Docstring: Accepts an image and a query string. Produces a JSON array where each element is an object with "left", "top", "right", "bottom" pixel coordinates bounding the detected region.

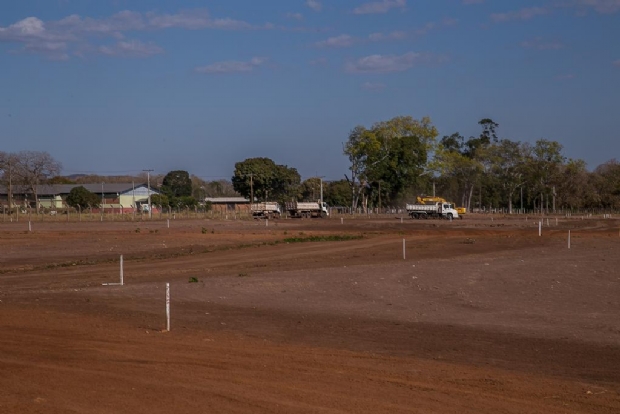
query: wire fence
[{"left": 1, "top": 204, "right": 619, "bottom": 223}]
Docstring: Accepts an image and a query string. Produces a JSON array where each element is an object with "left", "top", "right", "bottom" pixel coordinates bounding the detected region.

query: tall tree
[
  {"left": 14, "top": 151, "right": 62, "bottom": 213},
  {"left": 483, "top": 139, "right": 528, "bottom": 213},
  {"left": 161, "top": 170, "right": 192, "bottom": 198},
  {"left": 524, "top": 139, "right": 565, "bottom": 213},
  {"left": 343, "top": 116, "right": 437, "bottom": 211},
  {"left": 0, "top": 152, "right": 18, "bottom": 211},
  {"left": 232, "top": 157, "right": 301, "bottom": 203}
]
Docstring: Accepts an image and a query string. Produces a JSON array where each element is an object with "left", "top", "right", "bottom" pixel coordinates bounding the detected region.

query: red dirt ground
[{"left": 1, "top": 215, "right": 619, "bottom": 413}]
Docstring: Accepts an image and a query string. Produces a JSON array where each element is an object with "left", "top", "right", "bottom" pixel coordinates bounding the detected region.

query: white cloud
[
  {"left": 315, "top": 34, "right": 355, "bottom": 47},
  {"left": 614, "top": 59, "right": 620, "bottom": 67},
  {"left": 491, "top": 7, "right": 549, "bottom": 22},
  {"left": 346, "top": 51, "right": 443, "bottom": 73},
  {"left": 520, "top": 37, "right": 564, "bottom": 50},
  {"left": 361, "top": 81, "right": 386, "bottom": 91},
  {"left": 98, "top": 39, "right": 163, "bottom": 57},
  {"left": 306, "top": 0, "right": 322, "bottom": 12},
  {"left": 0, "top": 9, "right": 263, "bottom": 59},
  {"left": 368, "top": 30, "right": 406, "bottom": 41},
  {"left": 286, "top": 12, "right": 304, "bottom": 20},
  {"left": 353, "top": 0, "right": 406, "bottom": 15},
  {"left": 574, "top": 0, "right": 620, "bottom": 14},
  {"left": 195, "top": 57, "right": 267, "bottom": 74}
]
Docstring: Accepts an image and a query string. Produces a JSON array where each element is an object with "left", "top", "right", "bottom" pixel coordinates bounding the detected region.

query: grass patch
[
  {"left": 281, "top": 234, "right": 363, "bottom": 243},
  {"left": 188, "top": 277, "right": 199, "bottom": 283}
]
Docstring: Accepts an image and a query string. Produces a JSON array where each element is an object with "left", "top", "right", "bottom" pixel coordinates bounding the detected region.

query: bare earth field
[{"left": 1, "top": 215, "right": 619, "bottom": 413}]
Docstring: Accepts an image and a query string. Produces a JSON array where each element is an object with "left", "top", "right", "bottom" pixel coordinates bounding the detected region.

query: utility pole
[{"left": 143, "top": 169, "right": 154, "bottom": 219}]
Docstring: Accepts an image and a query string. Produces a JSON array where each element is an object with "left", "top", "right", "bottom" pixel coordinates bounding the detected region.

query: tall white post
[
  {"left": 341, "top": 217, "right": 343, "bottom": 224},
  {"left": 165, "top": 283, "right": 170, "bottom": 332},
  {"left": 28, "top": 221, "right": 31, "bottom": 232},
  {"left": 167, "top": 219, "right": 170, "bottom": 228},
  {"left": 120, "top": 255, "right": 124, "bottom": 285},
  {"left": 402, "top": 239, "right": 406, "bottom": 260},
  {"left": 568, "top": 230, "right": 571, "bottom": 249},
  {"left": 538, "top": 221, "right": 542, "bottom": 237}
]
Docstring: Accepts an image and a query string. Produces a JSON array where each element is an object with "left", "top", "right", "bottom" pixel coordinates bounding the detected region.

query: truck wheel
[{"left": 446, "top": 213, "right": 453, "bottom": 220}]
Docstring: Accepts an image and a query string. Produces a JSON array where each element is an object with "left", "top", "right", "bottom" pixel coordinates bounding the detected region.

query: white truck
[
  {"left": 285, "top": 201, "right": 329, "bottom": 218},
  {"left": 406, "top": 202, "right": 459, "bottom": 220},
  {"left": 251, "top": 202, "right": 281, "bottom": 219}
]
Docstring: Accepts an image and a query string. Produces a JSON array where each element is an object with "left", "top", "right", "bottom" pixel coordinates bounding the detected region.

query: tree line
[{"left": 3, "top": 116, "right": 619, "bottom": 213}]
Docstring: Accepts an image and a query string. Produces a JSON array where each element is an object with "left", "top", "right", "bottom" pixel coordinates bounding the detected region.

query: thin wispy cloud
[
  {"left": 195, "top": 57, "right": 268, "bottom": 74},
  {"left": 520, "top": 37, "right": 564, "bottom": 50},
  {"left": 0, "top": 9, "right": 266, "bottom": 59},
  {"left": 491, "top": 7, "right": 549, "bottom": 22},
  {"left": 361, "top": 81, "right": 386, "bottom": 91},
  {"left": 98, "top": 40, "right": 163, "bottom": 57},
  {"left": 369, "top": 18, "right": 456, "bottom": 42},
  {"left": 345, "top": 51, "right": 445, "bottom": 73},
  {"left": 306, "top": 0, "right": 322, "bottom": 12},
  {"left": 353, "top": 0, "right": 406, "bottom": 15},
  {"left": 315, "top": 34, "right": 356, "bottom": 48},
  {"left": 368, "top": 30, "right": 406, "bottom": 41},
  {"left": 573, "top": 0, "right": 620, "bottom": 14},
  {"left": 286, "top": 12, "right": 304, "bottom": 20}
]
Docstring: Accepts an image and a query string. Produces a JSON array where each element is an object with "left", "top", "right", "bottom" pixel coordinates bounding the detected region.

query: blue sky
[{"left": 1, "top": 0, "right": 618, "bottom": 181}]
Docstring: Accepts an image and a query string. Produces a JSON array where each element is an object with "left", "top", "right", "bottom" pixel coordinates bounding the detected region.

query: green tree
[
  {"left": 344, "top": 116, "right": 438, "bottom": 211},
  {"left": 524, "top": 139, "right": 565, "bottom": 213},
  {"left": 324, "top": 179, "right": 352, "bottom": 207},
  {"left": 150, "top": 194, "right": 170, "bottom": 207},
  {"left": 66, "top": 186, "right": 100, "bottom": 209},
  {"left": 300, "top": 178, "right": 322, "bottom": 201},
  {"left": 161, "top": 170, "right": 192, "bottom": 199},
  {"left": 483, "top": 139, "right": 528, "bottom": 213},
  {"left": 593, "top": 159, "right": 620, "bottom": 208},
  {"left": 231, "top": 157, "right": 300, "bottom": 202}
]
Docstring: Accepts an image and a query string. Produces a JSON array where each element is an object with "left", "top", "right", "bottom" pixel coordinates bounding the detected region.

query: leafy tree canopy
[
  {"left": 66, "top": 186, "right": 100, "bottom": 209},
  {"left": 232, "top": 157, "right": 300, "bottom": 202},
  {"left": 161, "top": 170, "right": 192, "bottom": 198}
]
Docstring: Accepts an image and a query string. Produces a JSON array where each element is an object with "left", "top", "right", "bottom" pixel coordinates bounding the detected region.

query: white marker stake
[
  {"left": 547, "top": 218, "right": 549, "bottom": 227},
  {"left": 167, "top": 219, "right": 170, "bottom": 228},
  {"left": 120, "top": 255, "right": 124, "bottom": 285},
  {"left": 556, "top": 218, "right": 558, "bottom": 226},
  {"left": 568, "top": 230, "right": 571, "bottom": 249},
  {"left": 402, "top": 239, "right": 406, "bottom": 260},
  {"left": 266, "top": 219, "right": 268, "bottom": 227},
  {"left": 341, "top": 217, "right": 343, "bottom": 224},
  {"left": 165, "top": 283, "right": 170, "bottom": 332},
  {"left": 538, "top": 221, "right": 542, "bottom": 237},
  {"left": 28, "top": 221, "right": 31, "bottom": 232}
]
